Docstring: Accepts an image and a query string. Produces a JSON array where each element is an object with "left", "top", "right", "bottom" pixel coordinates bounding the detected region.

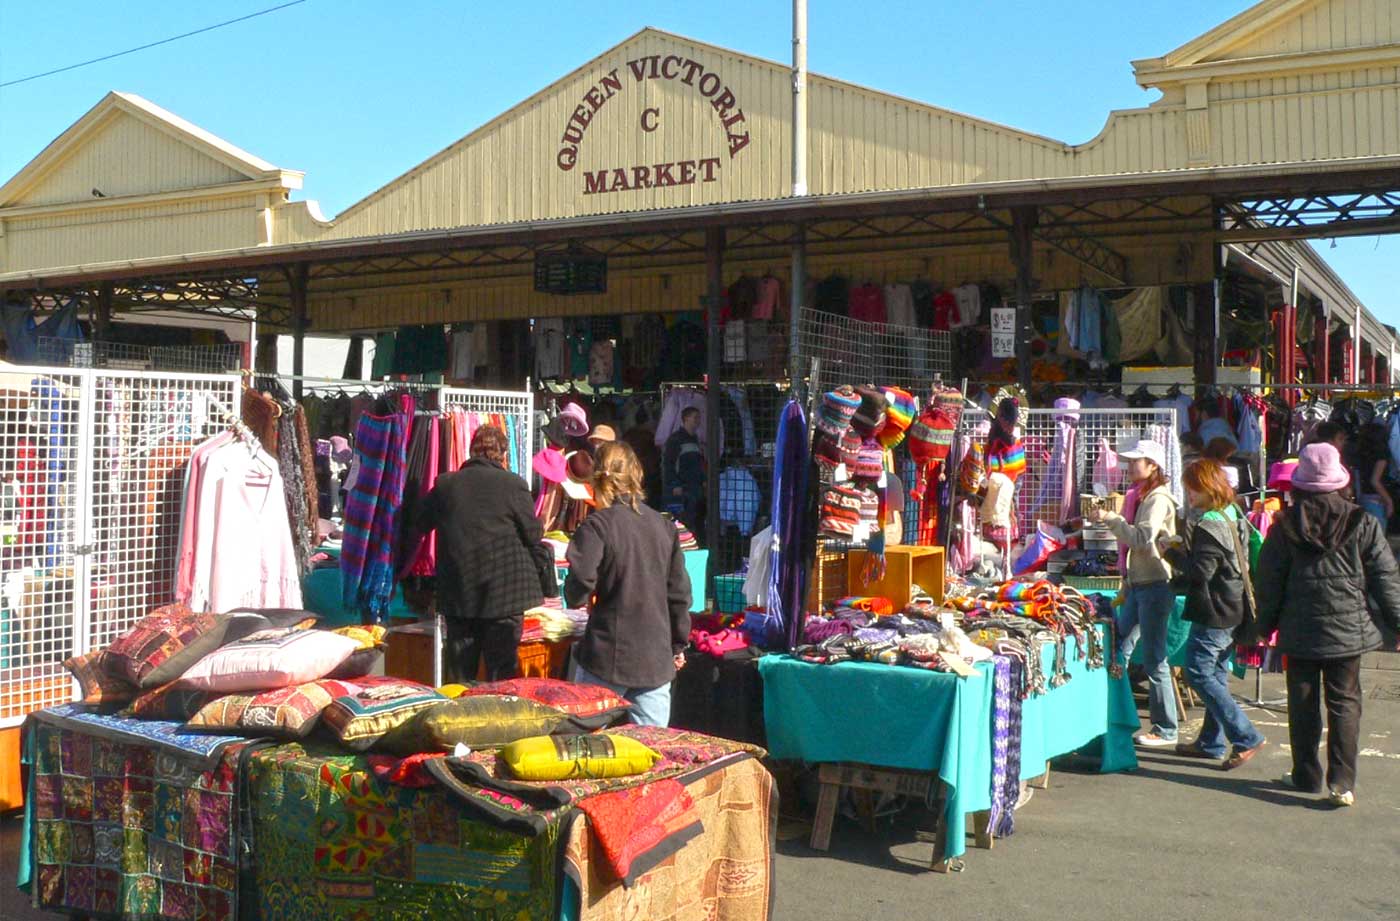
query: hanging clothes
[
  {"left": 396, "top": 414, "right": 441, "bottom": 577},
  {"left": 341, "top": 406, "right": 411, "bottom": 622},
  {"left": 951, "top": 283, "right": 982, "bottom": 329},
  {"left": 768, "top": 401, "right": 810, "bottom": 652},
  {"left": 184, "top": 433, "right": 303, "bottom": 613},
  {"left": 533, "top": 318, "right": 568, "bottom": 381},
  {"left": 1034, "top": 399, "right": 1079, "bottom": 525}
]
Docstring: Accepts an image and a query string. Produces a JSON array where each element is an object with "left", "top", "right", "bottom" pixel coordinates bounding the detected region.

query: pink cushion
[{"left": 177, "top": 627, "right": 359, "bottom": 693}]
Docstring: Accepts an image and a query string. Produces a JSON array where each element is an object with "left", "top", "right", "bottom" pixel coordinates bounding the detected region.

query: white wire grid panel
[
  {"left": 0, "top": 367, "right": 237, "bottom": 728},
  {"left": 954, "top": 406, "right": 1181, "bottom": 529},
  {"left": 439, "top": 386, "right": 534, "bottom": 478},
  {"left": 797, "top": 308, "right": 954, "bottom": 394}
]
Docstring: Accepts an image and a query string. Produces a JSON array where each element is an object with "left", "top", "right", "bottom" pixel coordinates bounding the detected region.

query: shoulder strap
[{"left": 1228, "top": 519, "right": 1257, "bottom": 617}]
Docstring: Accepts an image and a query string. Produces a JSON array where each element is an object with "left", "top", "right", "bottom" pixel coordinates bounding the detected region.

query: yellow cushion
[
  {"left": 332, "top": 625, "right": 388, "bottom": 649},
  {"left": 501, "top": 733, "right": 661, "bottom": 781},
  {"left": 437, "top": 683, "right": 469, "bottom": 699}
]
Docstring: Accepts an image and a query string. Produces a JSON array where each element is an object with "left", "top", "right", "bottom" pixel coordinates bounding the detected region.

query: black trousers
[
  {"left": 1285, "top": 655, "right": 1363, "bottom": 794},
  {"left": 442, "top": 615, "right": 523, "bottom": 683}
]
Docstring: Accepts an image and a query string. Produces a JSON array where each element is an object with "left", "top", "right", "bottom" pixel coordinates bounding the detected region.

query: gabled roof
[
  {"left": 0, "top": 91, "right": 300, "bottom": 208},
  {"left": 1151, "top": 0, "right": 1316, "bottom": 69}
]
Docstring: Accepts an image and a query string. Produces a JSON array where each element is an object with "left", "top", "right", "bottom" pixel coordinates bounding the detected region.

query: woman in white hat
[{"left": 1091, "top": 438, "right": 1180, "bottom": 748}]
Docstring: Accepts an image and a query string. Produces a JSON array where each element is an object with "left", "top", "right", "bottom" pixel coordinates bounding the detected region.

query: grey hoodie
[{"left": 1105, "top": 485, "right": 1178, "bottom": 586}]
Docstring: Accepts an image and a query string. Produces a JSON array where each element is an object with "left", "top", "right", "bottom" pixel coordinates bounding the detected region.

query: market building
[{"left": 5, "top": 3, "right": 1400, "bottom": 912}]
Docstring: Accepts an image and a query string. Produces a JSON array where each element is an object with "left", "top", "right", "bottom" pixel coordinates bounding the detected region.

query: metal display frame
[{"left": 0, "top": 367, "right": 239, "bottom": 728}]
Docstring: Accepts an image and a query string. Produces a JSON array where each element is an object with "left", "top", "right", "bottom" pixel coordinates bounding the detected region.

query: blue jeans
[
  {"left": 1116, "top": 582, "right": 1179, "bottom": 740},
  {"left": 1184, "top": 624, "right": 1265, "bottom": 757},
  {"left": 571, "top": 661, "right": 673, "bottom": 728}
]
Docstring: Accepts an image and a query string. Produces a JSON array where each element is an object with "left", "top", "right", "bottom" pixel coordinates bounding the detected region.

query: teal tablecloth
[
  {"left": 302, "top": 544, "right": 413, "bottom": 627},
  {"left": 758, "top": 624, "right": 1137, "bottom": 861}
]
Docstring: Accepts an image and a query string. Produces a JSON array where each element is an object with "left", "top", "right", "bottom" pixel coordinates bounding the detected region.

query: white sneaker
[
  {"left": 1134, "top": 733, "right": 1177, "bottom": 748},
  {"left": 1328, "top": 789, "right": 1355, "bottom": 807}
]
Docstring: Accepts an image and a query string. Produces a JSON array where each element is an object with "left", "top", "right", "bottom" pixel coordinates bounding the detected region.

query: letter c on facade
[{"left": 641, "top": 108, "right": 660, "bottom": 132}]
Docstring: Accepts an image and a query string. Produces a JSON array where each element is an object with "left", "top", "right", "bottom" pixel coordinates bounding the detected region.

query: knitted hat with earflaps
[
  {"left": 879, "top": 387, "right": 917, "bottom": 448},
  {"left": 813, "top": 432, "right": 843, "bottom": 471},
  {"left": 816, "top": 386, "right": 861, "bottom": 439},
  {"left": 839, "top": 430, "right": 862, "bottom": 471},
  {"left": 850, "top": 386, "right": 888, "bottom": 439}
]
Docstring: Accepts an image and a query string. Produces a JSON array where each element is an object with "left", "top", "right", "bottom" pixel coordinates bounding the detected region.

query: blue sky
[{"left": 1, "top": 0, "right": 1395, "bottom": 323}]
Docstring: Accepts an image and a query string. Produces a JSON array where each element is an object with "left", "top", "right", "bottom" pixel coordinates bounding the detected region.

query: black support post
[
  {"left": 703, "top": 227, "right": 725, "bottom": 601},
  {"left": 289, "top": 264, "right": 309, "bottom": 400},
  {"left": 1010, "top": 206, "right": 1038, "bottom": 392}
]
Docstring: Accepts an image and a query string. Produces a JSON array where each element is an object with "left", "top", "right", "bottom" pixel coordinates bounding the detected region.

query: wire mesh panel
[
  {"left": 952, "top": 406, "right": 1182, "bottom": 531},
  {"left": 0, "top": 368, "right": 238, "bottom": 728},
  {"left": 36, "top": 337, "right": 243, "bottom": 373},
  {"left": 796, "top": 308, "right": 953, "bottom": 397},
  {"left": 709, "top": 382, "right": 788, "bottom": 594},
  {"left": 0, "top": 368, "right": 85, "bottom": 727},
  {"left": 84, "top": 371, "right": 239, "bottom": 655},
  {"left": 438, "top": 386, "right": 534, "bottom": 478}
]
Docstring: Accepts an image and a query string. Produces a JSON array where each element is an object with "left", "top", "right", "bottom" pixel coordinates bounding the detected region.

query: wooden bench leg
[
  {"left": 972, "top": 811, "right": 994, "bottom": 850},
  {"left": 810, "top": 778, "right": 839, "bottom": 851}
]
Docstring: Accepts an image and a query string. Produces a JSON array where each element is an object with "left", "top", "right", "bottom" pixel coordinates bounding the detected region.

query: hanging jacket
[{"left": 1254, "top": 491, "right": 1400, "bottom": 658}]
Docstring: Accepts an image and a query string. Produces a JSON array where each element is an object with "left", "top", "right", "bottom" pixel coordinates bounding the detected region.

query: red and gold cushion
[
  {"left": 185, "top": 678, "right": 363, "bottom": 737},
  {"left": 104, "top": 603, "right": 226, "bottom": 689},
  {"left": 458, "top": 678, "right": 629, "bottom": 728},
  {"left": 62, "top": 649, "right": 136, "bottom": 708}
]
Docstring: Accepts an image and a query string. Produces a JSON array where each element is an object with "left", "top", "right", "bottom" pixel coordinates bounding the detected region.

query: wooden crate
[
  {"left": 846, "top": 546, "right": 946, "bottom": 610},
  {"left": 1, "top": 725, "right": 22, "bottom": 811},
  {"left": 806, "top": 541, "right": 849, "bottom": 611}
]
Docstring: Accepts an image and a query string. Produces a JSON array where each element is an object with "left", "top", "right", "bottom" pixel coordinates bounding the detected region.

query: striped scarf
[{"left": 341, "top": 411, "right": 410, "bottom": 622}]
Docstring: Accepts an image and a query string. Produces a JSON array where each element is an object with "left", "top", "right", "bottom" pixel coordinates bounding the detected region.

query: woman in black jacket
[
  {"left": 1255, "top": 443, "right": 1400, "bottom": 806},
  {"left": 1169, "top": 460, "right": 1266, "bottom": 769},
  {"left": 566, "top": 441, "right": 692, "bottom": 727},
  {"left": 407, "top": 425, "right": 557, "bottom": 682}
]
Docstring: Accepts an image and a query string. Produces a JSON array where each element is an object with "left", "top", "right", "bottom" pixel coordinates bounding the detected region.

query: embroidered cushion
[
  {"left": 124, "top": 682, "right": 212, "bottom": 721},
  {"left": 457, "top": 678, "right": 629, "bottom": 728},
  {"left": 103, "top": 604, "right": 227, "bottom": 689},
  {"left": 377, "top": 695, "right": 573, "bottom": 755},
  {"left": 501, "top": 733, "right": 661, "bottom": 781},
  {"left": 62, "top": 649, "right": 136, "bottom": 708},
  {"left": 321, "top": 677, "right": 446, "bottom": 751},
  {"left": 176, "top": 627, "right": 359, "bottom": 693},
  {"left": 185, "top": 678, "right": 363, "bottom": 737}
]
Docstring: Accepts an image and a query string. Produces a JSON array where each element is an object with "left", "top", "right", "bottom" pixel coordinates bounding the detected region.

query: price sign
[{"left": 990, "top": 306, "right": 1016, "bottom": 358}]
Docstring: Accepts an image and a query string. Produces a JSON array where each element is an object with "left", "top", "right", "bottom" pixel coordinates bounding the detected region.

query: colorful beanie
[
  {"left": 850, "top": 386, "right": 888, "bottom": 439},
  {"left": 839, "top": 430, "right": 863, "bottom": 470},
  {"left": 817, "top": 386, "right": 860, "bottom": 439},
  {"left": 879, "top": 387, "right": 917, "bottom": 448},
  {"left": 813, "top": 432, "right": 843, "bottom": 472},
  {"left": 855, "top": 438, "right": 884, "bottom": 482}
]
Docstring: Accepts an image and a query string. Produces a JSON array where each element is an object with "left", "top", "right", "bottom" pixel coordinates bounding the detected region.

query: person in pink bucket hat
[{"left": 1254, "top": 441, "right": 1400, "bottom": 807}]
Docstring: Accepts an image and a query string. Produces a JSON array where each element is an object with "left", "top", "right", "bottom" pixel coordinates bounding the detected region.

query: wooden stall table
[{"left": 385, "top": 617, "right": 578, "bottom": 685}]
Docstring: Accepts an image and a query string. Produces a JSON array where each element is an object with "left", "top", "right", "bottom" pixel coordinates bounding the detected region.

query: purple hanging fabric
[{"left": 768, "top": 400, "right": 810, "bottom": 651}]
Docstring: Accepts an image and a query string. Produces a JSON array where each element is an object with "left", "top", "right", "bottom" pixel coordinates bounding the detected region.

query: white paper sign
[{"left": 990, "top": 307, "right": 1016, "bottom": 358}]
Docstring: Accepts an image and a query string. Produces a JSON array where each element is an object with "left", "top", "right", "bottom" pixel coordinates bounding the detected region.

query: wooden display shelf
[{"left": 846, "top": 546, "right": 945, "bottom": 609}]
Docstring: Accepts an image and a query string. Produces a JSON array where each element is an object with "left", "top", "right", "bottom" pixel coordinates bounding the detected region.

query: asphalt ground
[{"left": 4, "top": 660, "right": 1398, "bottom": 921}]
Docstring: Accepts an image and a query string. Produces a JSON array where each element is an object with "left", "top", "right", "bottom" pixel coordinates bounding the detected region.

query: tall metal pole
[
  {"left": 792, "top": 0, "right": 808, "bottom": 199},
  {"left": 788, "top": 0, "right": 808, "bottom": 398}
]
